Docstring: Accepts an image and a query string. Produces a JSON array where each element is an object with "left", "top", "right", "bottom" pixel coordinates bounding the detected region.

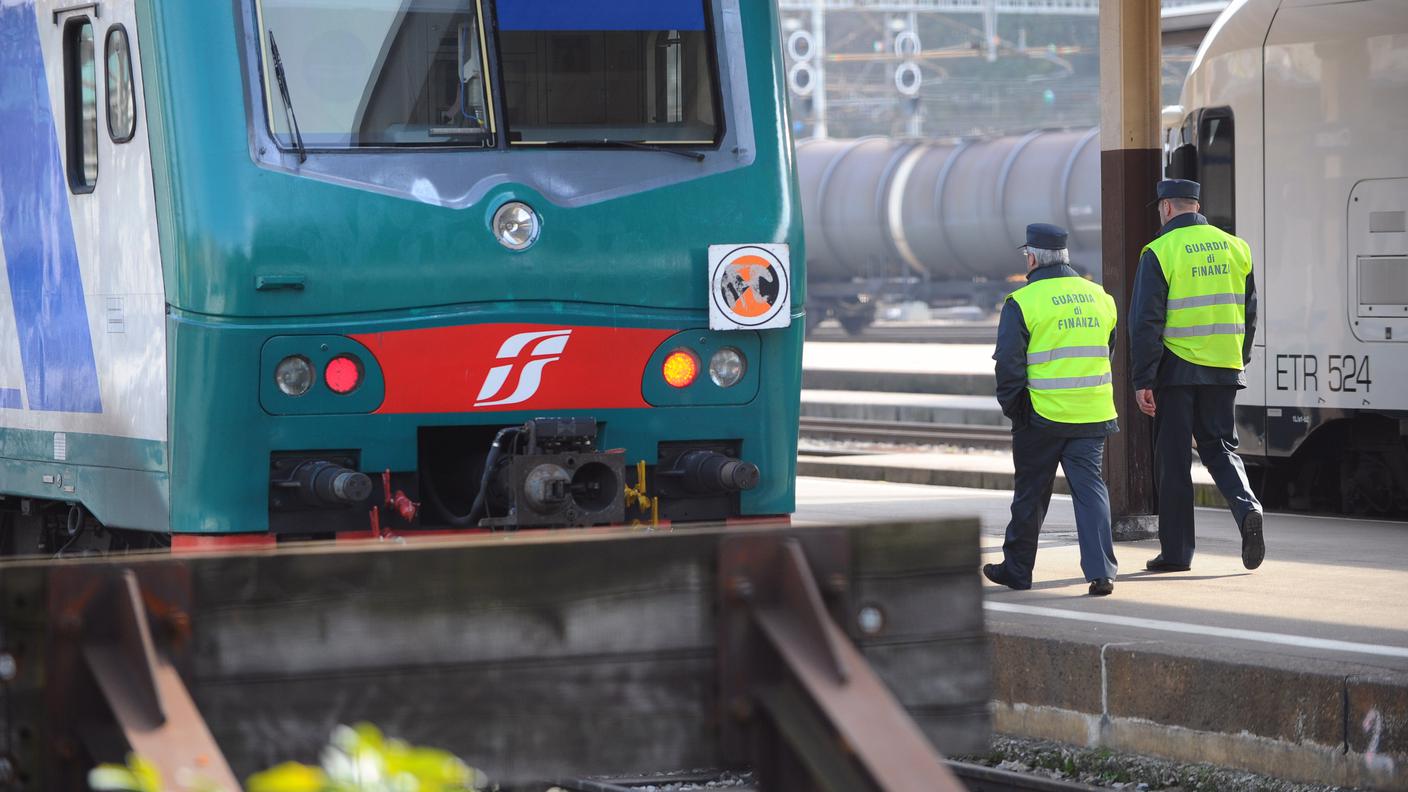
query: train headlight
[
  {"left": 708, "top": 348, "right": 746, "bottom": 388},
  {"left": 493, "top": 201, "right": 541, "bottom": 251},
  {"left": 662, "top": 349, "right": 699, "bottom": 389},
  {"left": 324, "top": 354, "right": 363, "bottom": 395},
  {"left": 275, "top": 355, "right": 315, "bottom": 397}
]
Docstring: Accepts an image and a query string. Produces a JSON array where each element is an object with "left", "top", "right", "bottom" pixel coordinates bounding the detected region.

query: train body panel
[
  {"left": 2, "top": 0, "right": 804, "bottom": 539},
  {"left": 1170, "top": 0, "right": 1408, "bottom": 513},
  {"left": 0, "top": 0, "right": 170, "bottom": 530},
  {"left": 1261, "top": 0, "right": 1408, "bottom": 417},
  {"left": 796, "top": 128, "right": 1103, "bottom": 330},
  {"left": 1178, "top": 0, "right": 1408, "bottom": 433},
  {"left": 143, "top": 0, "right": 793, "bottom": 321},
  {"left": 798, "top": 129, "right": 1103, "bottom": 284}
]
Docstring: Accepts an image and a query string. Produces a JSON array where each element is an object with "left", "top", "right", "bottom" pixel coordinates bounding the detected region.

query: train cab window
[
  {"left": 256, "top": 0, "right": 495, "bottom": 148},
  {"left": 494, "top": 0, "right": 720, "bottom": 146},
  {"left": 105, "top": 26, "right": 136, "bottom": 143},
  {"left": 1198, "top": 108, "right": 1235, "bottom": 233},
  {"left": 63, "top": 18, "right": 99, "bottom": 192}
]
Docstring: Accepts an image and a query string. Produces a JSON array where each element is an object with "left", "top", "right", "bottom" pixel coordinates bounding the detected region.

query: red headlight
[
  {"left": 662, "top": 349, "right": 699, "bottom": 389},
  {"left": 325, "top": 355, "right": 363, "bottom": 394}
]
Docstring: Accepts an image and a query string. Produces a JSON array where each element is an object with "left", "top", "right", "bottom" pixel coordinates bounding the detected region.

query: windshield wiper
[
  {"left": 267, "top": 30, "right": 307, "bottom": 163},
  {"left": 537, "top": 139, "right": 706, "bottom": 162}
]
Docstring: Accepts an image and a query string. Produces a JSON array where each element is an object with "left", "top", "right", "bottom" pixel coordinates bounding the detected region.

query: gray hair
[
  {"left": 1024, "top": 246, "right": 1070, "bottom": 267},
  {"left": 1164, "top": 196, "right": 1200, "bottom": 213}
]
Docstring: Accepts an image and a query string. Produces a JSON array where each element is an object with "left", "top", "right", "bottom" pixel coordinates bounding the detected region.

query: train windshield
[
  {"left": 254, "top": 0, "right": 720, "bottom": 150},
  {"left": 257, "top": 0, "right": 495, "bottom": 148},
  {"left": 494, "top": 1, "right": 719, "bottom": 145}
]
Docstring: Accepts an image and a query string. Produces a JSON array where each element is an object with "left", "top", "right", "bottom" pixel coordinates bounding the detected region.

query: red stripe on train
[{"left": 351, "top": 323, "right": 675, "bottom": 414}]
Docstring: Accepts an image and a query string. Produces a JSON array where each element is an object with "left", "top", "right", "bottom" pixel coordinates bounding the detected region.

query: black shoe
[
  {"left": 1088, "top": 578, "right": 1114, "bottom": 596},
  {"left": 1145, "top": 555, "right": 1191, "bottom": 572},
  {"left": 1240, "top": 510, "right": 1265, "bottom": 570},
  {"left": 982, "top": 563, "right": 1031, "bottom": 591}
]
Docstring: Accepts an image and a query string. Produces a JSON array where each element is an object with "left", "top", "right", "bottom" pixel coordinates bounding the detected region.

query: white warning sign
[{"left": 708, "top": 244, "right": 791, "bottom": 331}]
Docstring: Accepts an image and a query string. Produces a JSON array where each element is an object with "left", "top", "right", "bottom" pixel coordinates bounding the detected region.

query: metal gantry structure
[
  {"left": 776, "top": 0, "right": 1229, "bottom": 138},
  {"left": 775, "top": 0, "right": 1221, "bottom": 13}
]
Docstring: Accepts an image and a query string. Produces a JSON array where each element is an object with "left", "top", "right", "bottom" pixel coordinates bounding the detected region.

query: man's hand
[{"left": 1136, "top": 388, "right": 1157, "bottom": 417}]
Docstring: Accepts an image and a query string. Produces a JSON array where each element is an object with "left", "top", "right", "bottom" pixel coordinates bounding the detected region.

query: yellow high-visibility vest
[
  {"left": 1143, "top": 223, "right": 1252, "bottom": 370},
  {"left": 1008, "top": 275, "right": 1118, "bottom": 424}
]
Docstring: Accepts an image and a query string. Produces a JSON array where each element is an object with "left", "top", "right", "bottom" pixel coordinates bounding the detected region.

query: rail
[
  {"left": 548, "top": 762, "right": 1106, "bottom": 791},
  {"left": 948, "top": 761, "right": 1106, "bottom": 791}
]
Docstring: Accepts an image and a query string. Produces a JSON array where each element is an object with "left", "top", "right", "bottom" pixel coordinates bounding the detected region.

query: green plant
[
  {"left": 88, "top": 723, "right": 487, "bottom": 792},
  {"left": 246, "top": 723, "right": 486, "bottom": 792},
  {"left": 89, "top": 755, "right": 163, "bottom": 792}
]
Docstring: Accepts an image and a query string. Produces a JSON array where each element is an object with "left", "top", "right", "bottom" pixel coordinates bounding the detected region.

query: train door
[
  {"left": 1166, "top": 102, "right": 1268, "bottom": 457},
  {"left": 1169, "top": 7, "right": 1270, "bottom": 456},
  {"left": 37, "top": 0, "right": 168, "bottom": 529}
]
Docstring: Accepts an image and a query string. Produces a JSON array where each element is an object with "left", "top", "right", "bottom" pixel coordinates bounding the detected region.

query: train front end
[{"left": 147, "top": 0, "right": 803, "bottom": 539}]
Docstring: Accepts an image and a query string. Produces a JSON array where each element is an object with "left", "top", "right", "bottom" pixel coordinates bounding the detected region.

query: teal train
[{"left": 0, "top": 0, "right": 804, "bottom": 551}]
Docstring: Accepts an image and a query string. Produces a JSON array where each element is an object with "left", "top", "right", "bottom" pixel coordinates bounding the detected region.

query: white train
[{"left": 1164, "top": 0, "right": 1408, "bottom": 515}]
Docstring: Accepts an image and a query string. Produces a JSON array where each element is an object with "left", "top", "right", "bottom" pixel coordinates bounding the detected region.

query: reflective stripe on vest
[
  {"left": 1143, "top": 223, "right": 1252, "bottom": 370},
  {"left": 1166, "top": 293, "right": 1245, "bottom": 310},
  {"left": 1164, "top": 323, "right": 1245, "bottom": 338},
  {"left": 1025, "top": 345, "right": 1109, "bottom": 365},
  {"left": 1028, "top": 372, "right": 1113, "bottom": 389},
  {"left": 1008, "top": 275, "right": 1118, "bottom": 424}
]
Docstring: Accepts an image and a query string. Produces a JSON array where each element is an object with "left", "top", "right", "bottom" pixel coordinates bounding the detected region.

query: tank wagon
[
  {"left": 1163, "top": 0, "right": 1408, "bottom": 515},
  {"left": 0, "top": 0, "right": 804, "bottom": 552},
  {"left": 797, "top": 128, "right": 1101, "bottom": 332}
]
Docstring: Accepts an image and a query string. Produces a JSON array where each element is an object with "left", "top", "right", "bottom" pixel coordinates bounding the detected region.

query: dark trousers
[
  {"left": 1001, "top": 428, "right": 1118, "bottom": 585},
  {"left": 1153, "top": 385, "right": 1262, "bottom": 565}
]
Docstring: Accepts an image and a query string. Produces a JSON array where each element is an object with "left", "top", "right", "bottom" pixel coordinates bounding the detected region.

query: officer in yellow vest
[
  {"left": 984, "top": 224, "right": 1119, "bottom": 596},
  {"left": 1131, "top": 179, "right": 1265, "bottom": 573}
]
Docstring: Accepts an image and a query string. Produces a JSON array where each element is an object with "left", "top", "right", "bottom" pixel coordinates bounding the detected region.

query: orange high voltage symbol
[{"left": 726, "top": 255, "right": 776, "bottom": 317}]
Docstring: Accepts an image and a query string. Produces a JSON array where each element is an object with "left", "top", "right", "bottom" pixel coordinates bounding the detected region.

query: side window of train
[
  {"left": 106, "top": 25, "right": 136, "bottom": 144},
  {"left": 1166, "top": 112, "right": 1199, "bottom": 181},
  {"left": 63, "top": 18, "right": 99, "bottom": 193},
  {"left": 1198, "top": 108, "right": 1235, "bottom": 234}
]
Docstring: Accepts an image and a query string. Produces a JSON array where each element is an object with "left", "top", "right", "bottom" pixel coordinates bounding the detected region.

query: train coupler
[
  {"left": 270, "top": 455, "right": 373, "bottom": 510},
  {"left": 476, "top": 418, "right": 626, "bottom": 530}
]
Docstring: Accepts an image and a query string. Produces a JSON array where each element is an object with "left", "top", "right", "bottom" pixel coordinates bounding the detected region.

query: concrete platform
[
  {"left": 801, "top": 389, "right": 1008, "bottom": 426},
  {"left": 800, "top": 339, "right": 1229, "bottom": 509},
  {"left": 795, "top": 476, "right": 1408, "bottom": 791},
  {"left": 803, "top": 341, "right": 999, "bottom": 375},
  {"left": 798, "top": 450, "right": 1227, "bottom": 509},
  {"left": 803, "top": 342, "right": 998, "bottom": 396}
]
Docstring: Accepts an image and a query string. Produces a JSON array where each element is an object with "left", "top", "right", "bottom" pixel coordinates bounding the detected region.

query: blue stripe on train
[
  {"left": 0, "top": 388, "right": 21, "bottom": 409},
  {"left": 0, "top": 2, "right": 103, "bottom": 414},
  {"left": 496, "top": 0, "right": 706, "bottom": 32}
]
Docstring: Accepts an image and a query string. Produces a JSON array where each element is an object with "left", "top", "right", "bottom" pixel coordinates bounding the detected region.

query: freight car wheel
[
  {"left": 0, "top": 510, "right": 13, "bottom": 556},
  {"left": 1, "top": 503, "right": 169, "bottom": 557},
  {"left": 0, "top": 509, "right": 46, "bottom": 558},
  {"left": 839, "top": 314, "right": 871, "bottom": 337}
]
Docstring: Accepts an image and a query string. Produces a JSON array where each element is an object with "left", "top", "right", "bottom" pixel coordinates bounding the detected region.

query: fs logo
[{"left": 474, "top": 329, "right": 572, "bottom": 407}]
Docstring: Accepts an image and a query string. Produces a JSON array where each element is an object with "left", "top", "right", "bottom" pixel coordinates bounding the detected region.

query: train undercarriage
[
  {"left": 1249, "top": 412, "right": 1408, "bottom": 519},
  {"left": 0, "top": 417, "right": 765, "bottom": 557}
]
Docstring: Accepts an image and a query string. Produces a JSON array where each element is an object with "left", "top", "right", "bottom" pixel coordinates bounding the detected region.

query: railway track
[
  {"left": 545, "top": 762, "right": 1103, "bottom": 791},
  {"left": 948, "top": 761, "right": 1107, "bottom": 791},
  {"left": 799, "top": 416, "right": 1012, "bottom": 448},
  {"left": 808, "top": 322, "right": 999, "bottom": 345}
]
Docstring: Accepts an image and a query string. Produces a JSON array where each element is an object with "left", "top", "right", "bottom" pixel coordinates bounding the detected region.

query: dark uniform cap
[
  {"left": 1020, "top": 222, "right": 1068, "bottom": 251},
  {"left": 1154, "top": 178, "right": 1200, "bottom": 202}
]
